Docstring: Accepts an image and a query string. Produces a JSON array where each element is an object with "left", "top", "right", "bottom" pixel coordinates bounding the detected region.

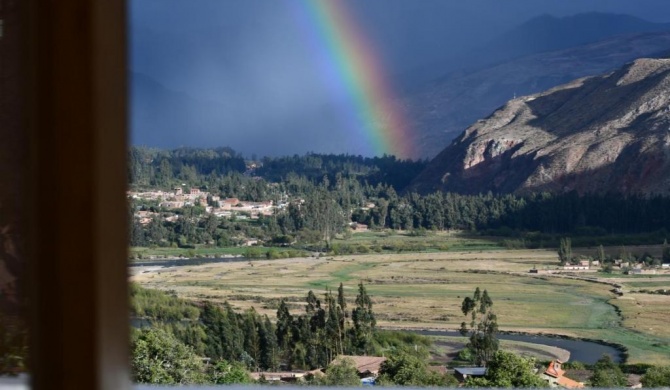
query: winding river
[{"left": 415, "top": 330, "right": 623, "bottom": 364}]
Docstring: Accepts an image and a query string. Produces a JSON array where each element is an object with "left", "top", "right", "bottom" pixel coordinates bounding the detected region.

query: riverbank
[{"left": 406, "top": 329, "right": 624, "bottom": 364}]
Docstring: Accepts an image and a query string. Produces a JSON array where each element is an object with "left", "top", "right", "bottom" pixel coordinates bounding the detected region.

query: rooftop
[
  {"left": 454, "top": 367, "right": 487, "bottom": 376},
  {"left": 332, "top": 355, "right": 387, "bottom": 375}
]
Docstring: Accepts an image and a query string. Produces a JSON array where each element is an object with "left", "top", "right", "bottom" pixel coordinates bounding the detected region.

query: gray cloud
[{"left": 130, "top": 0, "right": 670, "bottom": 157}]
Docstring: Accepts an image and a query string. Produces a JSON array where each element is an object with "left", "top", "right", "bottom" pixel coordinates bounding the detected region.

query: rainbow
[{"left": 289, "top": 0, "right": 415, "bottom": 159}]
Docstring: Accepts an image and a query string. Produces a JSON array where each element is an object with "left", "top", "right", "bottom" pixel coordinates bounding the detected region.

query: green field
[
  {"left": 131, "top": 241, "right": 670, "bottom": 364},
  {"left": 130, "top": 245, "right": 308, "bottom": 260}
]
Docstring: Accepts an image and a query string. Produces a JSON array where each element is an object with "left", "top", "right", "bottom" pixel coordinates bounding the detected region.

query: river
[
  {"left": 415, "top": 330, "right": 623, "bottom": 364},
  {"left": 130, "top": 256, "right": 250, "bottom": 268}
]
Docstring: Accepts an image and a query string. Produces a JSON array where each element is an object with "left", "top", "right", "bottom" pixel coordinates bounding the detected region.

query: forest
[{"left": 129, "top": 147, "right": 670, "bottom": 252}]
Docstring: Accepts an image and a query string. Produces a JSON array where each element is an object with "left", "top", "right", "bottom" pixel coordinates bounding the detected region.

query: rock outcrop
[{"left": 410, "top": 58, "right": 670, "bottom": 196}]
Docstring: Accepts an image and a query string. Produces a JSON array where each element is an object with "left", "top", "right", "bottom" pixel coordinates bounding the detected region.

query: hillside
[
  {"left": 410, "top": 58, "right": 670, "bottom": 195},
  {"left": 407, "top": 31, "right": 670, "bottom": 158}
]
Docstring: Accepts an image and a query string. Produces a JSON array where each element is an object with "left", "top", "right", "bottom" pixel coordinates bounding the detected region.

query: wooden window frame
[{"left": 26, "top": 0, "right": 130, "bottom": 388}]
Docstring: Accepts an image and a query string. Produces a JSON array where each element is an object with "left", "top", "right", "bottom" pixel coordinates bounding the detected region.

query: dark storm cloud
[{"left": 130, "top": 0, "right": 670, "bottom": 157}]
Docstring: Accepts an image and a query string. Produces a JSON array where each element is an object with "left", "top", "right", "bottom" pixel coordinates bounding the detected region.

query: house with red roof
[{"left": 542, "top": 360, "right": 584, "bottom": 389}]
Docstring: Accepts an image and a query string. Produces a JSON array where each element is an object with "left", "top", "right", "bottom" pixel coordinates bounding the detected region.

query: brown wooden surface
[{"left": 27, "top": 0, "right": 130, "bottom": 388}]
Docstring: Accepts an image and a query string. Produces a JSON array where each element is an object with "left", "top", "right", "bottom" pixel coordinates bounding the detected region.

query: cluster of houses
[
  {"left": 129, "top": 187, "right": 283, "bottom": 224},
  {"left": 537, "top": 360, "right": 640, "bottom": 389},
  {"left": 250, "top": 355, "right": 387, "bottom": 385},
  {"left": 247, "top": 356, "right": 644, "bottom": 388},
  {"left": 436, "top": 359, "right": 588, "bottom": 389},
  {"left": 530, "top": 260, "right": 600, "bottom": 275},
  {"left": 530, "top": 258, "right": 670, "bottom": 275}
]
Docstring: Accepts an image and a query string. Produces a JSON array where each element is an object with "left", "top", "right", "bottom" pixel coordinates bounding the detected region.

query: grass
[
  {"left": 625, "top": 281, "right": 670, "bottom": 288},
  {"left": 130, "top": 247, "right": 670, "bottom": 364},
  {"left": 332, "top": 230, "right": 504, "bottom": 253},
  {"left": 129, "top": 245, "right": 306, "bottom": 260}
]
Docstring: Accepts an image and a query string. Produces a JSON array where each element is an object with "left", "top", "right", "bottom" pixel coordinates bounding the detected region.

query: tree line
[
  {"left": 131, "top": 281, "right": 401, "bottom": 384},
  {"left": 132, "top": 187, "right": 670, "bottom": 251},
  {"left": 128, "top": 146, "right": 426, "bottom": 193},
  {"left": 129, "top": 147, "right": 670, "bottom": 251}
]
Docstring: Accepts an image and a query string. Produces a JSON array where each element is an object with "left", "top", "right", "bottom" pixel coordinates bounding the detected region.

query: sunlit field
[{"left": 131, "top": 245, "right": 670, "bottom": 364}]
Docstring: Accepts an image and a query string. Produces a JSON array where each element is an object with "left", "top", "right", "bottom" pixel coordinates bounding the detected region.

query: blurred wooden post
[{"left": 27, "top": 0, "right": 130, "bottom": 388}]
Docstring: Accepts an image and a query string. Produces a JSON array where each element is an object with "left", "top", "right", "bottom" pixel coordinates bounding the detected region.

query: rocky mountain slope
[
  {"left": 409, "top": 58, "right": 670, "bottom": 196},
  {"left": 407, "top": 31, "right": 670, "bottom": 158}
]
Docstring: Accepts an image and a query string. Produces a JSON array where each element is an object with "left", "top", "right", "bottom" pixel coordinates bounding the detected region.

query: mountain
[
  {"left": 475, "top": 13, "right": 670, "bottom": 66},
  {"left": 409, "top": 58, "right": 670, "bottom": 196},
  {"left": 406, "top": 31, "right": 670, "bottom": 158},
  {"left": 403, "top": 13, "right": 670, "bottom": 91}
]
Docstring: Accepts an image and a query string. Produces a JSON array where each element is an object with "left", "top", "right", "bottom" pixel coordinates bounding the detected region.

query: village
[
  {"left": 530, "top": 259, "right": 670, "bottom": 275},
  {"left": 128, "top": 187, "right": 282, "bottom": 223},
  {"left": 244, "top": 355, "right": 644, "bottom": 389}
]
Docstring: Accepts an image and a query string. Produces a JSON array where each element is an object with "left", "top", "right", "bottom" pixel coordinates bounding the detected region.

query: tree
[
  {"left": 207, "top": 360, "right": 251, "bottom": 384},
  {"left": 602, "top": 263, "right": 614, "bottom": 274},
  {"left": 589, "top": 354, "right": 626, "bottom": 388},
  {"left": 663, "top": 240, "right": 670, "bottom": 264},
  {"left": 260, "top": 315, "right": 280, "bottom": 371},
  {"left": 377, "top": 351, "right": 457, "bottom": 386},
  {"left": 558, "top": 237, "right": 572, "bottom": 265},
  {"left": 377, "top": 352, "right": 431, "bottom": 386},
  {"left": 321, "top": 357, "right": 361, "bottom": 386},
  {"left": 324, "top": 290, "right": 342, "bottom": 360},
  {"left": 352, "top": 281, "right": 376, "bottom": 354},
  {"left": 641, "top": 366, "right": 670, "bottom": 387},
  {"left": 336, "top": 282, "right": 348, "bottom": 353},
  {"left": 465, "top": 350, "right": 547, "bottom": 388},
  {"left": 618, "top": 245, "right": 630, "bottom": 262},
  {"left": 460, "top": 287, "right": 498, "bottom": 366},
  {"left": 276, "top": 299, "right": 294, "bottom": 366},
  {"left": 131, "top": 328, "right": 206, "bottom": 385},
  {"left": 303, "top": 185, "right": 346, "bottom": 249},
  {"left": 596, "top": 245, "right": 606, "bottom": 263}
]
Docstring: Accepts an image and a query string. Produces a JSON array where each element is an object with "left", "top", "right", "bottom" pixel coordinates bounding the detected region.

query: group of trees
[
  {"left": 267, "top": 281, "right": 377, "bottom": 370},
  {"left": 589, "top": 355, "right": 627, "bottom": 387},
  {"left": 128, "top": 146, "right": 426, "bottom": 195},
  {"left": 254, "top": 153, "right": 427, "bottom": 191},
  {"left": 128, "top": 147, "right": 247, "bottom": 190},
  {"left": 130, "top": 281, "right": 379, "bottom": 384},
  {"left": 131, "top": 327, "right": 251, "bottom": 385}
]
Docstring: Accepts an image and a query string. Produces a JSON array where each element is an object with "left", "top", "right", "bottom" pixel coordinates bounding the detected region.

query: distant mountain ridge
[
  {"left": 409, "top": 58, "right": 670, "bottom": 196},
  {"left": 478, "top": 12, "right": 670, "bottom": 64},
  {"left": 403, "top": 12, "right": 670, "bottom": 91},
  {"left": 406, "top": 30, "right": 670, "bottom": 158}
]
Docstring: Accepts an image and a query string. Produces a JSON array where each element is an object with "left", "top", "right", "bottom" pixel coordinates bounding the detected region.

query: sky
[{"left": 130, "top": 0, "right": 670, "bottom": 158}]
